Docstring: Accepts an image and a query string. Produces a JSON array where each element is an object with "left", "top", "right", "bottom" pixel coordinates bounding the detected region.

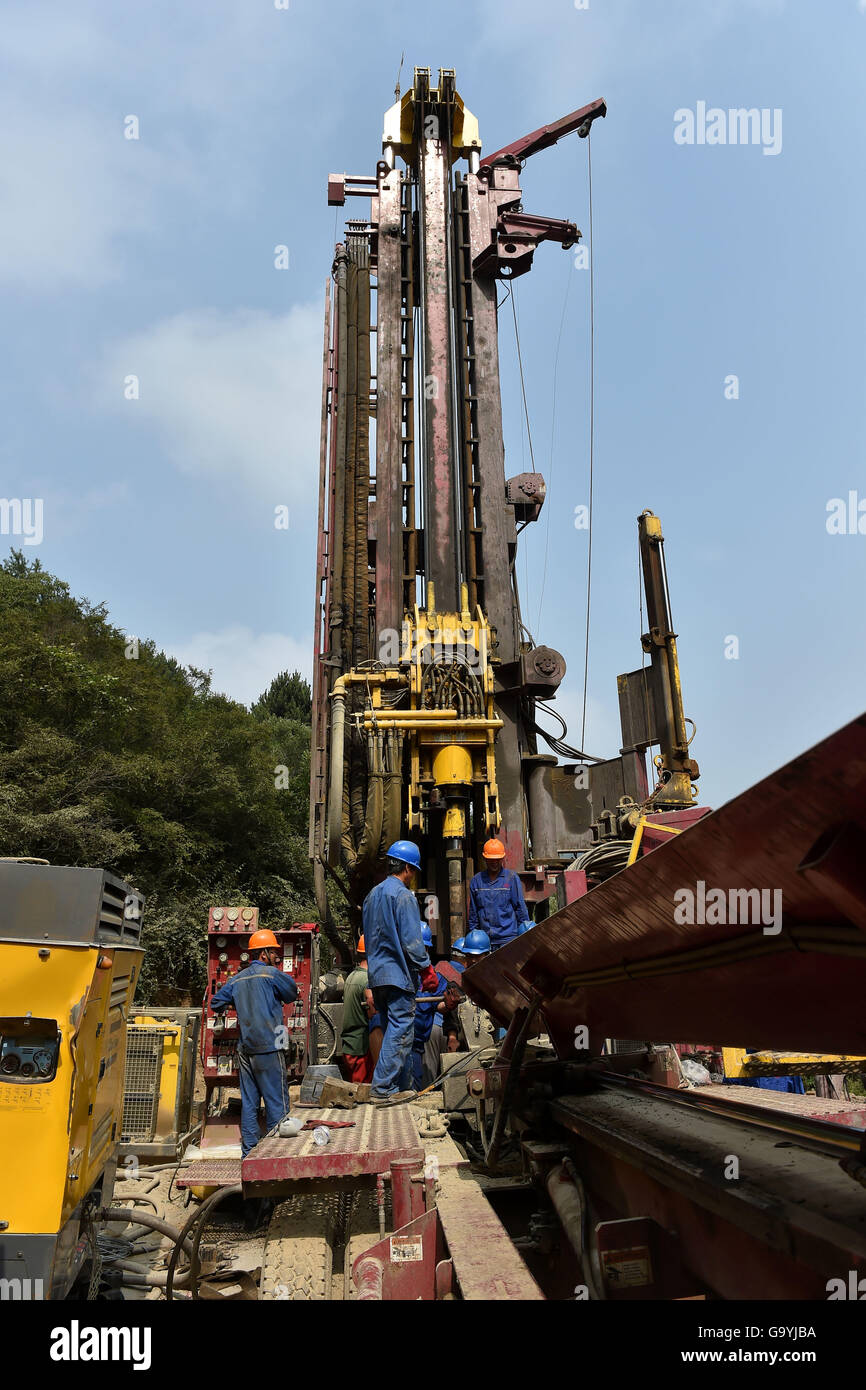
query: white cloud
[
  {"left": 96, "top": 304, "right": 323, "bottom": 502},
  {"left": 165, "top": 624, "right": 311, "bottom": 707}
]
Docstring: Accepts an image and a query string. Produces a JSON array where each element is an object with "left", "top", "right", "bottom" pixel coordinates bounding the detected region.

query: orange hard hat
[
  {"left": 356, "top": 935, "right": 366, "bottom": 954},
  {"left": 482, "top": 838, "right": 506, "bottom": 859},
  {"left": 248, "top": 929, "right": 279, "bottom": 951}
]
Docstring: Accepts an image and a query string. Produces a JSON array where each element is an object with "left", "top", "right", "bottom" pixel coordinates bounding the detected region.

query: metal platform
[
  {"left": 242, "top": 1104, "right": 425, "bottom": 1185},
  {"left": 177, "top": 1158, "right": 242, "bottom": 1189}
]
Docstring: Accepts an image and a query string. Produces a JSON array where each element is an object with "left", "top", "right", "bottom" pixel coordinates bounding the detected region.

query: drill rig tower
[{"left": 310, "top": 69, "right": 607, "bottom": 953}]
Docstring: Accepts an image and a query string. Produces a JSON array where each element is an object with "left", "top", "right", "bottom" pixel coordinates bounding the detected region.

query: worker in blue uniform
[
  {"left": 364, "top": 840, "right": 439, "bottom": 1103},
  {"left": 211, "top": 929, "right": 298, "bottom": 1157},
  {"left": 468, "top": 837, "right": 530, "bottom": 949}
]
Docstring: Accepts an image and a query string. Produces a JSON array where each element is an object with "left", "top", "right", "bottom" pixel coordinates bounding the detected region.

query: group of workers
[
  {"left": 212, "top": 835, "right": 532, "bottom": 1150},
  {"left": 338, "top": 836, "right": 531, "bottom": 1103}
]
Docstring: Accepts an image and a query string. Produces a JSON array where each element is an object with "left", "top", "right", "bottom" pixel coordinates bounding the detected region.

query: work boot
[{"left": 370, "top": 1089, "right": 417, "bottom": 1106}]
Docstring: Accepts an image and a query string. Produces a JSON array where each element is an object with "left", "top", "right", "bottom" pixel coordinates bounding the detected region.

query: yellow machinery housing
[
  {"left": 119, "top": 1009, "right": 200, "bottom": 1162},
  {"left": 0, "top": 861, "right": 144, "bottom": 1300}
]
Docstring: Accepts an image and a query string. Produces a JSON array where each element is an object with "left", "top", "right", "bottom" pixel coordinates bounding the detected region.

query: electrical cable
[{"left": 580, "top": 130, "right": 596, "bottom": 756}]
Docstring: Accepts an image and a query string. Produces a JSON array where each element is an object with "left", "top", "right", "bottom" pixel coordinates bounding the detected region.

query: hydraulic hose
[
  {"left": 165, "top": 1185, "right": 243, "bottom": 1302},
  {"left": 97, "top": 1208, "right": 195, "bottom": 1258}
]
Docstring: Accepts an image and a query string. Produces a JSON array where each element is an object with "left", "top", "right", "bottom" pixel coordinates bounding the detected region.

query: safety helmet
[
  {"left": 421, "top": 925, "right": 433, "bottom": 948},
  {"left": 386, "top": 839, "right": 421, "bottom": 870},
  {"left": 356, "top": 934, "right": 366, "bottom": 954},
  {"left": 482, "top": 838, "right": 506, "bottom": 860},
  {"left": 452, "top": 937, "right": 466, "bottom": 954},
  {"left": 462, "top": 929, "right": 491, "bottom": 956},
  {"left": 248, "top": 929, "right": 279, "bottom": 951}
]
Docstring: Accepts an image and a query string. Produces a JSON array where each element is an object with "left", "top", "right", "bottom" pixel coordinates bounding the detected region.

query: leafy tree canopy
[{"left": 0, "top": 551, "right": 320, "bottom": 1002}]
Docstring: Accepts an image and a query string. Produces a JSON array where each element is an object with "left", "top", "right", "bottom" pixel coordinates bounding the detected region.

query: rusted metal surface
[
  {"left": 464, "top": 714, "right": 866, "bottom": 1057},
  {"left": 241, "top": 1104, "right": 424, "bottom": 1184},
  {"left": 477, "top": 97, "right": 606, "bottom": 177},
  {"left": 419, "top": 122, "right": 459, "bottom": 611},
  {"left": 550, "top": 1087, "right": 866, "bottom": 1299},
  {"left": 434, "top": 1166, "right": 544, "bottom": 1299},
  {"left": 373, "top": 168, "right": 404, "bottom": 637}
]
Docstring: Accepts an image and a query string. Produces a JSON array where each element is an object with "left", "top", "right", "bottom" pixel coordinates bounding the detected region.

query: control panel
[{"left": 200, "top": 907, "right": 320, "bottom": 1086}]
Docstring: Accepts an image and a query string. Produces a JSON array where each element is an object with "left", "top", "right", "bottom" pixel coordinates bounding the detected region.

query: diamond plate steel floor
[{"left": 242, "top": 1104, "right": 425, "bottom": 1184}]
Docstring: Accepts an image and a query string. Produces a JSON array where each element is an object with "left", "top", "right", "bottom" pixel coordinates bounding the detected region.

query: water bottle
[{"left": 312, "top": 1126, "right": 330, "bottom": 1146}]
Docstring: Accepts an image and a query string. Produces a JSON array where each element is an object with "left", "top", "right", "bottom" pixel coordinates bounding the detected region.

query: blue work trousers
[
  {"left": 237, "top": 1048, "right": 290, "bottom": 1157},
  {"left": 371, "top": 985, "right": 415, "bottom": 1096}
]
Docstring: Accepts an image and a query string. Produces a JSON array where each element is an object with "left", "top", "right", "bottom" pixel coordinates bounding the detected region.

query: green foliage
[
  {"left": 0, "top": 551, "right": 319, "bottom": 1003},
  {"left": 251, "top": 669, "right": 312, "bottom": 723}
]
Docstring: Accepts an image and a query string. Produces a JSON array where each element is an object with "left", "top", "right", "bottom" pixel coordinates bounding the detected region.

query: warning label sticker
[
  {"left": 0, "top": 1084, "right": 48, "bottom": 1110},
  {"left": 390, "top": 1235, "right": 423, "bottom": 1263},
  {"left": 600, "top": 1245, "right": 653, "bottom": 1288}
]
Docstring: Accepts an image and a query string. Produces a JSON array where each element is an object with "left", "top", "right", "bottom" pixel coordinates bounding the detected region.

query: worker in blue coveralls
[
  {"left": 364, "top": 841, "right": 439, "bottom": 1104},
  {"left": 411, "top": 927, "right": 465, "bottom": 1089},
  {"left": 211, "top": 929, "right": 298, "bottom": 1157},
  {"left": 468, "top": 837, "right": 530, "bottom": 949}
]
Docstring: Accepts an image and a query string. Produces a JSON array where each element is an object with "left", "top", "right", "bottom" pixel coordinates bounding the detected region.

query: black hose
[
  {"left": 97, "top": 1208, "right": 194, "bottom": 1257},
  {"left": 165, "top": 1185, "right": 243, "bottom": 1302}
]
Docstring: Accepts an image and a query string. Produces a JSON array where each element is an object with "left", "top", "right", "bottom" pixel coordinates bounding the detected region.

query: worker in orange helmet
[
  {"left": 211, "top": 929, "right": 298, "bottom": 1156},
  {"left": 468, "top": 837, "right": 531, "bottom": 951}
]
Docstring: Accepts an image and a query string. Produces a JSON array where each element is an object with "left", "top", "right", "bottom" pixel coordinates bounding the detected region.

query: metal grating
[
  {"left": 242, "top": 1103, "right": 425, "bottom": 1184},
  {"left": 121, "top": 1027, "right": 165, "bottom": 1143}
]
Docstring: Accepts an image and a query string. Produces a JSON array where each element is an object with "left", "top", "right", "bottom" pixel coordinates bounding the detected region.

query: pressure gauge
[
  {"left": 0, "top": 1054, "right": 19, "bottom": 1074},
  {"left": 239, "top": 951, "right": 249, "bottom": 963},
  {"left": 227, "top": 909, "right": 239, "bottom": 922},
  {"left": 218, "top": 952, "right": 228, "bottom": 964},
  {"left": 242, "top": 908, "right": 254, "bottom": 922},
  {"left": 215, "top": 936, "right": 227, "bottom": 948},
  {"left": 212, "top": 909, "right": 224, "bottom": 922}
]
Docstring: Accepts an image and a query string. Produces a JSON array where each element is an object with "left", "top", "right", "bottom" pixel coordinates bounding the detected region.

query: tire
[{"left": 259, "top": 1194, "right": 336, "bottom": 1301}]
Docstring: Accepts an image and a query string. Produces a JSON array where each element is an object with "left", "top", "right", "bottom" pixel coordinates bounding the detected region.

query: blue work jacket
[
  {"left": 364, "top": 875, "right": 431, "bottom": 993},
  {"left": 414, "top": 970, "right": 449, "bottom": 1049},
  {"left": 211, "top": 959, "right": 298, "bottom": 1054},
  {"left": 468, "top": 867, "right": 530, "bottom": 949}
]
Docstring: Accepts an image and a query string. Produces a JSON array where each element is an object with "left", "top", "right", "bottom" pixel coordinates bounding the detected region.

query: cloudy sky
[{"left": 1, "top": 0, "right": 864, "bottom": 807}]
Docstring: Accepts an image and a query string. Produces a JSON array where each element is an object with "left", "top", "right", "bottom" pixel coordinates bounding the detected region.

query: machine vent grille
[{"left": 121, "top": 1028, "right": 166, "bottom": 1143}]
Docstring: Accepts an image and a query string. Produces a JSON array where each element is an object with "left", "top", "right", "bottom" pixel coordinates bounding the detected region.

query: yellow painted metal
[
  {"left": 127, "top": 1014, "right": 185, "bottom": 1142},
  {"left": 443, "top": 807, "right": 466, "bottom": 838},
  {"left": 721, "top": 1046, "right": 866, "bottom": 1078},
  {"left": 0, "top": 941, "right": 142, "bottom": 1235},
  {"left": 626, "top": 815, "right": 684, "bottom": 867},
  {"left": 433, "top": 745, "right": 474, "bottom": 786},
  {"left": 381, "top": 77, "right": 481, "bottom": 163}
]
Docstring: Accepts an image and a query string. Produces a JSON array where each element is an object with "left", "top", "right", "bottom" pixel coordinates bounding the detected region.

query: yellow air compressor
[{"left": 0, "top": 860, "right": 144, "bottom": 1300}]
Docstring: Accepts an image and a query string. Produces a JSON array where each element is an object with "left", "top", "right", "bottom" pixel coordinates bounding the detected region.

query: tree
[
  {"left": 0, "top": 552, "right": 332, "bottom": 1002},
  {"left": 251, "top": 669, "right": 312, "bottom": 723}
]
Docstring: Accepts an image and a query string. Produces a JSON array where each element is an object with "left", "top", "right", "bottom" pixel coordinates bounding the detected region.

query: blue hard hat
[
  {"left": 462, "top": 929, "right": 491, "bottom": 956},
  {"left": 452, "top": 937, "right": 466, "bottom": 954},
  {"left": 386, "top": 840, "right": 421, "bottom": 870},
  {"left": 421, "top": 925, "right": 433, "bottom": 947}
]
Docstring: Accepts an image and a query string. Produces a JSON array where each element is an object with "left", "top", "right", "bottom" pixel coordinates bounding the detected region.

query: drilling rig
[
  {"left": 310, "top": 68, "right": 612, "bottom": 949},
  {"left": 173, "top": 68, "right": 866, "bottom": 1304}
]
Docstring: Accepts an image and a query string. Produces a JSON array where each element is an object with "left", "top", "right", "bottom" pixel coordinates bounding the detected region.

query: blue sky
[{"left": 1, "top": 0, "right": 864, "bottom": 809}]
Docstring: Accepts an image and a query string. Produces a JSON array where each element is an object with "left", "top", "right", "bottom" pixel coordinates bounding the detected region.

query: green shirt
[{"left": 339, "top": 967, "right": 371, "bottom": 1056}]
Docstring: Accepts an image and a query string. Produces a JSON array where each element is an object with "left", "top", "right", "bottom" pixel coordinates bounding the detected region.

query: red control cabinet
[{"left": 200, "top": 907, "right": 320, "bottom": 1146}]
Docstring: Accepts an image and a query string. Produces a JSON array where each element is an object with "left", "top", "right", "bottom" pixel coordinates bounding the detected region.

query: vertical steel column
[
  {"left": 418, "top": 88, "right": 460, "bottom": 613},
  {"left": 375, "top": 170, "right": 406, "bottom": 641}
]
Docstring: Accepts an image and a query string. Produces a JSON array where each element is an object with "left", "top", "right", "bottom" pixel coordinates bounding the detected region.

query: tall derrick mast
[{"left": 310, "top": 69, "right": 607, "bottom": 953}]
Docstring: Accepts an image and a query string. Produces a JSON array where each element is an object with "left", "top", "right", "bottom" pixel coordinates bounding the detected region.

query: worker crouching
[
  {"left": 211, "top": 929, "right": 298, "bottom": 1156},
  {"left": 363, "top": 841, "right": 439, "bottom": 1104}
]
